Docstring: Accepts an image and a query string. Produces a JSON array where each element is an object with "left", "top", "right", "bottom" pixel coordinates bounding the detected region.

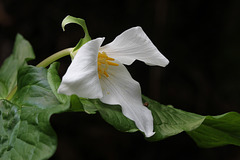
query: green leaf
[
  {"left": 187, "top": 112, "right": 240, "bottom": 148},
  {"left": 77, "top": 98, "right": 137, "bottom": 131},
  {"left": 0, "top": 64, "right": 70, "bottom": 160},
  {"left": 0, "top": 34, "right": 35, "bottom": 99},
  {"left": 142, "top": 96, "right": 205, "bottom": 141},
  {"left": 62, "top": 15, "right": 91, "bottom": 57},
  {"left": 142, "top": 96, "right": 240, "bottom": 147},
  {"left": 91, "top": 95, "right": 240, "bottom": 148},
  {"left": 0, "top": 100, "right": 21, "bottom": 159},
  {"left": 88, "top": 95, "right": 205, "bottom": 137},
  {"left": 69, "top": 95, "right": 84, "bottom": 112},
  {"left": 79, "top": 98, "right": 98, "bottom": 114}
]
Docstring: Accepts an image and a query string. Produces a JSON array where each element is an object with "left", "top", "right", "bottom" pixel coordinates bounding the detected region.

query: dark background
[{"left": 0, "top": 0, "right": 240, "bottom": 159}]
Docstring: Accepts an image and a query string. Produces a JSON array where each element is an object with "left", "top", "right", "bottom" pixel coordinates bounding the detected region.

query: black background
[{"left": 0, "top": 0, "right": 240, "bottom": 159}]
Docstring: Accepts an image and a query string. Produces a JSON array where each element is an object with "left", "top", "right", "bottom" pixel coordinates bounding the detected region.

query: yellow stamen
[
  {"left": 107, "top": 61, "right": 119, "bottom": 66},
  {"left": 107, "top": 57, "right": 114, "bottom": 61},
  {"left": 104, "top": 71, "right": 109, "bottom": 77},
  {"left": 98, "top": 52, "right": 118, "bottom": 79}
]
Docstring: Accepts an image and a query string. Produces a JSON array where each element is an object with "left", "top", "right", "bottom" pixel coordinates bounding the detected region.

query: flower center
[{"left": 98, "top": 52, "right": 118, "bottom": 79}]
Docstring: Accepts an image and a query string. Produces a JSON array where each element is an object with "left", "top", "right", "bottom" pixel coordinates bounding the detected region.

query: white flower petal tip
[
  {"left": 145, "top": 131, "right": 155, "bottom": 138},
  {"left": 122, "top": 104, "right": 155, "bottom": 138},
  {"left": 124, "top": 104, "right": 155, "bottom": 138},
  {"left": 132, "top": 105, "right": 155, "bottom": 138},
  {"left": 160, "top": 57, "right": 169, "bottom": 67},
  {"left": 100, "top": 26, "right": 169, "bottom": 67}
]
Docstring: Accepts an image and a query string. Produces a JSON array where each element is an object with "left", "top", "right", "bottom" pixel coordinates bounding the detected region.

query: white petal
[
  {"left": 58, "top": 38, "right": 105, "bottom": 99},
  {"left": 99, "top": 26, "right": 169, "bottom": 67},
  {"left": 99, "top": 61, "right": 155, "bottom": 137}
]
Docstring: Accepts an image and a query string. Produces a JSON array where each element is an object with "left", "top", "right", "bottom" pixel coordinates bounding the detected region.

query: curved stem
[
  {"left": 6, "top": 47, "right": 73, "bottom": 100},
  {"left": 36, "top": 48, "right": 73, "bottom": 67}
]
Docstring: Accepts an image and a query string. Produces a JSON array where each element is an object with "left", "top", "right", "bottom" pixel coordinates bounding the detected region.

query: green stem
[
  {"left": 6, "top": 47, "right": 73, "bottom": 100},
  {"left": 36, "top": 48, "right": 73, "bottom": 67}
]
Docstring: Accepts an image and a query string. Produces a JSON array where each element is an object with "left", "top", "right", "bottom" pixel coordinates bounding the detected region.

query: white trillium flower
[{"left": 58, "top": 26, "right": 169, "bottom": 137}]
